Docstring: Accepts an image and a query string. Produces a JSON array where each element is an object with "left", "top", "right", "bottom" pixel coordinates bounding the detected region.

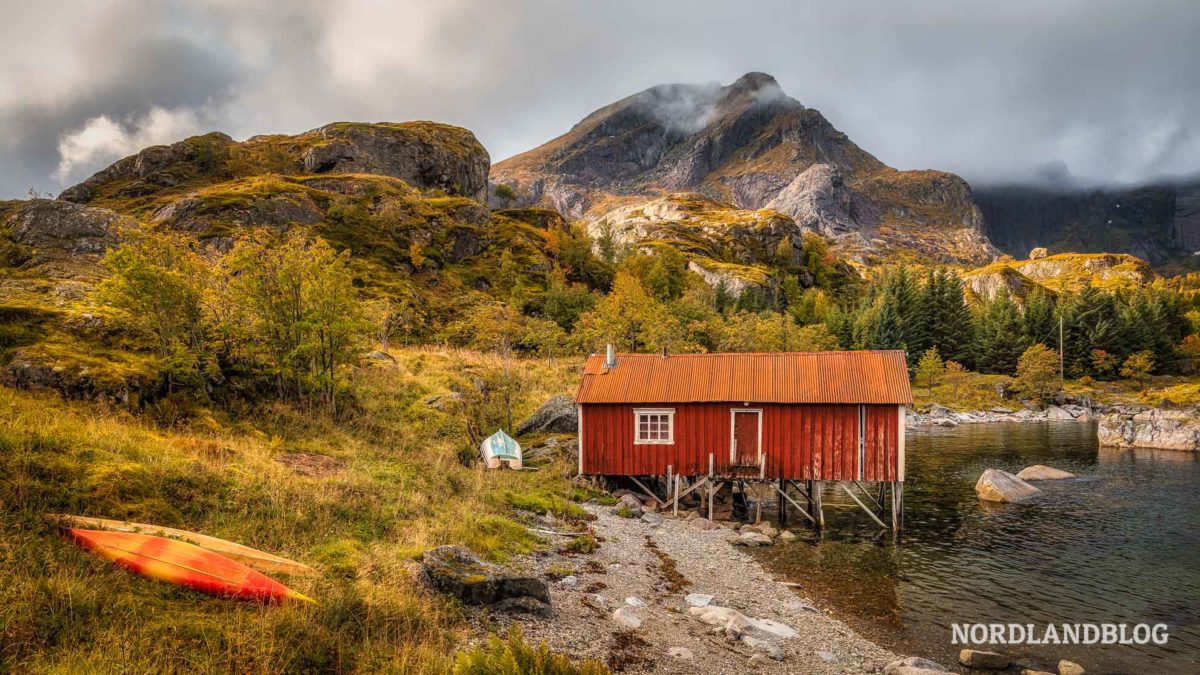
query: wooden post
[
  {"left": 707, "top": 454, "right": 715, "bottom": 521},
  {"left": 877, "top": 483, "right": 887, "bottom": 517},
  {"left": 673, "top": 474, "right": 681, "bottom": 517},
  {"left": 666, "top": 465, "right": 673, "bottom": 504},
  {"left": 813, "top": 481, "right": 824, "bottom": 531},
  {"left": 777, "top": 479, "right": 787, "bottom": 524}
]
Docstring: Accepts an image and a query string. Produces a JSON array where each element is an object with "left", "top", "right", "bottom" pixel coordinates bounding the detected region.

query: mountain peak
[{"left": 729, "top": 71, "right": 778, "bottom": 93}]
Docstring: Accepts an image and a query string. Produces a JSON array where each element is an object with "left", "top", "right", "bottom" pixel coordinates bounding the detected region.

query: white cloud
[{"left": 53, "top": 106, "right": 203, "bottom": 185}]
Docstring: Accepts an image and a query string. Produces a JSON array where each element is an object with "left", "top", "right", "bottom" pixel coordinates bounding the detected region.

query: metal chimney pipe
[{"left": 605, "top": 343, "right": 616, "bottom": 368}]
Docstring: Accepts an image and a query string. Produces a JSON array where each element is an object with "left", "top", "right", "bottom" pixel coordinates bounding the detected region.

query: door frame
[{"left": 729, "top": 408, "right": 763, "bottom": 464}]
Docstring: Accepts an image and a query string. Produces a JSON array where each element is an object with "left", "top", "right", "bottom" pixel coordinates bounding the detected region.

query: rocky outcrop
[
  {"left": 975, "top": 469, "right": 1041, "bottom": 503},
  {"left": 765, "top": 164, "right": 877, "bottom": 237},
  {"left": 1, "top": 199, "right": 130, "bottom": 274},
  {"left": 0, "top": 345, "right": 155, "bottom": 405},
  {"left": 421, "top": 545, "right": 550, "bottom": 614},
  {"left": 1098, "top": 408, "right": 1200, "bottom": 451},
  {"left": 61, "top": 122, "right": 490, "bottom": 205},
  {"left": 299, "top": 122, "right": 490, "bottom": 201},
  {"left": 958, "top": 649, "right": 1009, "bottom": 669},
  {"left": 493, "top": 72, "right": 996, "bottom": 264},
  {"left": 516, "top": 395, "right": 578, "bottom": 435}
]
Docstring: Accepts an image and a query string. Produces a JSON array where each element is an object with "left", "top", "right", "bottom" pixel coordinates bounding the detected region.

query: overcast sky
[{"left": 2, "top": 0, "right": 1198, "bottom": 199}]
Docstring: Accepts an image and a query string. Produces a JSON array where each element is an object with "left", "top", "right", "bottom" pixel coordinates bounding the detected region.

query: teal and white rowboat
[{"left": 480, "top": 429, "right": 522, "bottom": 469}]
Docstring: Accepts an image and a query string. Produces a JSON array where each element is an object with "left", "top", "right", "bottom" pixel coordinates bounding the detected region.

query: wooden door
[{"left": 732, "top": 411, "right": 760, "bottom": 465}]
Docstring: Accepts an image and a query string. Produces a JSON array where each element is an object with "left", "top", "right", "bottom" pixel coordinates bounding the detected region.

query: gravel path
[{"left": 475, "top": 505, "right": 903, "bottom": 673}]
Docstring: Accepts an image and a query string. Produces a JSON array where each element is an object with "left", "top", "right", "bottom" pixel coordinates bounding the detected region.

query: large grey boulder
[
  {"left": 516, "top": 395, "right": 578, "bottom": 435},
  {"left": 765, "top": 163, "right": 878, "bottom": 238},
  {"left": 975, "top": 469, "right": 1041, "bottom": 503},
  {"left": 421, "top": 545, "right": 549, "bottom": 613}
]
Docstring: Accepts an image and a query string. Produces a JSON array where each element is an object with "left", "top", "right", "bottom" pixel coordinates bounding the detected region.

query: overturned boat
[{"left": 480, "top": 429, "right": 522, "bottom": 469}]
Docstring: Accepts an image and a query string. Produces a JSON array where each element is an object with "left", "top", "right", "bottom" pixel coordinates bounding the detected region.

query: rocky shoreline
[
  {"left": 908, "top": 402, "right": 1200, "bottom": 452},
  {"left": 475, "top": 504, "right": 909, "bottom": 674}
]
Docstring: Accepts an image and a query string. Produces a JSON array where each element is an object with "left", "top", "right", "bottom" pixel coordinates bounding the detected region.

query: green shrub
[{"left": 452, "top": 625, "right": 608, "bottom": 675}]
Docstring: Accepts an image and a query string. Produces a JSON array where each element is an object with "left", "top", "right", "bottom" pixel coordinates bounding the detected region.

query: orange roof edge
[{"left": 575, "top": 350, "right": 913, "bottom": 405}]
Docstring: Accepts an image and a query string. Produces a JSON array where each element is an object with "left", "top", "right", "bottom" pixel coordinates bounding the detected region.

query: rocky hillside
[
  {"left": 0, "top": 121, "right": 571, "bottom": 401},
  {"left": 492, "top": 72, "right": 997, "bottom": 265},
  {"left": 961, "top": 251, "right": 1155, "bottom": 301},
  {"left": 975, "top": 179, "right": 1200, "bottom": 270}
]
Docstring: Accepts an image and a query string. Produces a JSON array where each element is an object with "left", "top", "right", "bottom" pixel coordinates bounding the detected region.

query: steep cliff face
[
  {"left": 492, "top": 72, "right": 996, "bottom": 265},
  {"left": 975, "top": 180, "right": 1200, "bottom": 268}
]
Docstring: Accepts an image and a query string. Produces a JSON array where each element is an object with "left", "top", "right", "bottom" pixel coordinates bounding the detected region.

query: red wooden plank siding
[{"left": 582, "top": 403, "right": 899, "bottom": 481}]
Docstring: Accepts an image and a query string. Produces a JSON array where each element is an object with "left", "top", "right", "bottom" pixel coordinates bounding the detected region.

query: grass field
[{"left": 0, "top": 348, "right": 596, "bottom": 674}]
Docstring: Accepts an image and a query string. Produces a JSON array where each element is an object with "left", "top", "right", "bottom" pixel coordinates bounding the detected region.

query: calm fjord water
[{"left": 754, "top": 422, "right": 1200, "bottom": 674}]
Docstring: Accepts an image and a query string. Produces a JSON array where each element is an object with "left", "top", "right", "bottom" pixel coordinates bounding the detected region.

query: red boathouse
[{"left": 575, "top": 349, "right": 913, "bottom": 529}]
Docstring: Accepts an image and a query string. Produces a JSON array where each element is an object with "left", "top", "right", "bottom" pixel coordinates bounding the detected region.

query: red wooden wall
[{"left": 580, "top": 402, "right": 901, "bottom": 481}]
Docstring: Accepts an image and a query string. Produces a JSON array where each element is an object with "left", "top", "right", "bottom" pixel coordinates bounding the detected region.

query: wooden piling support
[
  {"left": 707, "top": 453, "right": 714, "bottom": 521},
  {"left": 777, "top": 479, "right": 787, "bottom": 524},
  {"left": 841, "top": 484, "right": 888, "bottom": 529},
  {"left": 813, "top": 481, "right": 824, "bottom": 531},
  {"left": 673, "top": 474, "right": 680, "bottom": 517}
]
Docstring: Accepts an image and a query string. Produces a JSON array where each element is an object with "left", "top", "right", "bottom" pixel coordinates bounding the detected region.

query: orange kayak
[
  {"left": 69, "top": 529, "right": 313, "bottom": 603},
  {"left": 48, "top": 514, "right": 316, "bottom": 576}
]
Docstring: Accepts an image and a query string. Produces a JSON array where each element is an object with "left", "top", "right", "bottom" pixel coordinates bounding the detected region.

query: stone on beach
[
  {"left": 778, "top": 530, "right": 798, "bottom": 542},
  {"left": 884, "top": 656, "right": 949, "bottom": 674},
  {"left": 734, "top": 531, "right": 774, "bottom": 547},
  {"left": 689, "top": 605, "right": 797, "bottom": 640},
  {"left": 1015, "top": 464, "right": 1076, "bottom": 480},
  {"left": 975, "top": 468, "right": 1041, "bottom": 502},
  {"left": 1057, "top": 660, "right": 1086, "bottom": 675},
  {"left": 958, "top": 648, "right": 1010, "bottom": 669},
  {"left": 684, "top": 592, "right": 715, "bottom": 607},
  {"left": 611, "top": 607, "right": 642, "bottom": 629},
  {"left": 667, "top": 646, "right": 693, "bottom": 659}
]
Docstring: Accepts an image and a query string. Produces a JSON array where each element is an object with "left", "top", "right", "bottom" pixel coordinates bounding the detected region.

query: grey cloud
[{"left": 0, "top": 0, "right": 1198, "bottom": 198}]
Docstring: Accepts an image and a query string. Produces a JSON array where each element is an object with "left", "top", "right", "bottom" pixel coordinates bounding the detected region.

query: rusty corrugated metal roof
[{"left": 575, "top": 351, "right": 913, "bottom": 405}]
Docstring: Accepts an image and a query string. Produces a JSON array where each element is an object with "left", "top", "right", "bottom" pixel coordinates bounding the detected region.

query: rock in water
[
  {"left": 421, "top": 545, "right": 549, "bottom": 613},
  {"left": 1015, "top": 464, "right": 1076, "bottom": 480},
  {"left": 515, "top": 395, "right": 578, "bottom": 435},
  {"left": 958, "top": 649, "right": 1009, "bottom": 669},
  {"left": 1098, "top": 408, "right": 1200, "bottom": 451},
  {"left": 975, "top": 469, "right": 1041, "bottom": 503}
]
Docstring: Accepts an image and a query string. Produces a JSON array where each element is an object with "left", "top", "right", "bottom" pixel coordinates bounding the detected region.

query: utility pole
[{"left": 1059, "top": 316, "right": 1065, "bottom": 384}]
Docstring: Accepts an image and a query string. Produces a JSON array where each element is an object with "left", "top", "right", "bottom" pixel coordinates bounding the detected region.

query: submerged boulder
[
  {"left": 975, "top": 469, "right": 1041, "bottom": 503},
  {"left": 1015, "top": 465, "right": 1076, "bottom": 480},
  {"left": 421, "top": 545, "right": 549, "bottom": 613}
]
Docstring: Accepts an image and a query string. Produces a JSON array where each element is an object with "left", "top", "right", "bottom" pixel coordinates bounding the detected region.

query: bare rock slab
[
  {"left": 975, "top": 468, "right": 1041, "bottom": 503},
  {"left": 1016, "top": 464, "right": 1076, "bottom": 480},
  {"left": 516, "top": 395, "right": 578, "bottom": 435}
]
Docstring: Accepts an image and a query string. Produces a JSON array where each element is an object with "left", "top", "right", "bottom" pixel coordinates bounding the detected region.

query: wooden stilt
[
  {"left": 708, "top": 454, "right": 714, "bottom": 521},
  {"left": 814, "top": 482, "right": 824, "bottom": 531},
  {"left": 673, "top": 474, "right": 680, "bottom": 517},
  {"left": 777, "top": 479, "right": 787, "bottom": 525},
  {"left": 628, "top": 476, "right": 663, "bottom": 507},
  {"left": 775, "top": 482, "right": 815, "bottom": 525},
  {"left": 877, "top": 483, "right": 887, "bottom": 516},
  {"left": 852, "top": 480, "right": 884, "bottom": 512},
  {"left": 841, "top": 484, "right": 888, "bottom": 529},
  {"left": 665, "top": 465, "right": 673, "bottom": 504}
]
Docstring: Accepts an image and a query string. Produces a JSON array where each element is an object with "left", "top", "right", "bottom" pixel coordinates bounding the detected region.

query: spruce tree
[{"left": 973, "top": 288, "right": 1026, "bottom": 375}]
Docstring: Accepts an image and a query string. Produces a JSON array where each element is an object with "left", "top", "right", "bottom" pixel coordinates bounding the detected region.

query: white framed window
[{"left": 634, "top": 408, "right": 674, "bottom": 444}]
